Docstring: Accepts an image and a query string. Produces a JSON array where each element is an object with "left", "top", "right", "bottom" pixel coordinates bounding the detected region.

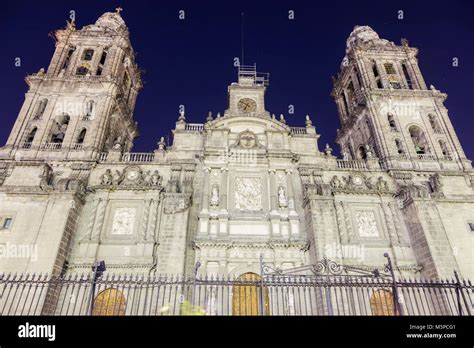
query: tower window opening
[
  {"left": 388, "top": 114, "right": 398, "bottom": 131},
  {"left": 51, "top": 114, "right": 70, "bottom": 144},
  {"left": 372, "top": 63, "right": 379, "bottom": 77},
  {"left": 82, "top": 49, "right": 94, "bottom": 61},
  {"left": 384, "top": 63, "right": 396, "bottom": 75},
  {"left": 409, "top": 125, "right": 430, "bottom": 155},
  {"left": 61, "top": 47, "right": 75, "bottom": 71},
  {"left": 77, "top": 129, "right": 87, "bottom": 144},
  {"left": 100, "top": 50, "right": 108, "bottom": 65},
  {"left": 97, "top": 50, "right": 108, "bottom": 76},
  {"left": 439, "top": 140, "right": 449, "bottom": 156},
  {"left": 395, "top": 139, "right": 405, "bottom": 155},
  {"left": 372, "top": 63, "right": 383, "bottom": 89},
  {"left": 26, "top": 127, "right": 37, "bottom": 144},
  {"left": 402, "top": 63, "right": 413, "bottom": 89},
  {"left": 346, "top": 81, "right": 355, "bottom": 106},
  {"left": 341, "top": 93, "right": 349, "bottom": 115},
  {"left": 85, "top": 100, "right": 95, "bottom": 117},
  {"left": 429, "top": 114, "right": 442, "bottom": 133},
  {"left": 76, "top": 66, "right": 89, "bottom": 76},
  {"left": 34, "top": 99, "right": 48, "bottom": 119},
  {"left": 357, "top": 145, "right": 367, "bottom": 160},
  {"left": 355, "top": 70, "right": 362, "bottom": 88}
]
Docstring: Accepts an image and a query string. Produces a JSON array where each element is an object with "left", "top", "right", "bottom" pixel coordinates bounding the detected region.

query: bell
[{"left": 53, "top": 132, "right": 65, "bottom": 143}]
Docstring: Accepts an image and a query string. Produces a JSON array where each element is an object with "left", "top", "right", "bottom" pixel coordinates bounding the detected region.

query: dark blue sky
[{"left": 1, "top": 0, "right": 473, "bottom": 159}]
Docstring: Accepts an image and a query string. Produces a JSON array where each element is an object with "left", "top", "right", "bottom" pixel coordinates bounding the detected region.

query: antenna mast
[{"left": 241, "top": 12, "right": 245, "bottom": 66}]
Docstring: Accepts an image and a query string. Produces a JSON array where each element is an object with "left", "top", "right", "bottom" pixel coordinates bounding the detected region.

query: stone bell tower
[
  {"left": 0, "top": 9, "right": 143, "bottom": 162},
  {"left": 331, "top": 26, "right": 471, "bottom": 171}
]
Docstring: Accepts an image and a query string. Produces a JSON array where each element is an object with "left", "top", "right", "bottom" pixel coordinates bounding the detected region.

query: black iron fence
[{"left": 1, "top": 258, "right": 472, "bottom": 316}]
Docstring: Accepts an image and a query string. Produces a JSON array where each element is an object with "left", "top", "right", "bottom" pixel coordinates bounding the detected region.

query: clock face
[
  {"left": 237, "top": 98, "right": 257, "bottom": 112},
  {"left": 353, "top": 176, "right": 363, "bottom": 185},
  {"left": 126, "top": 171, "right": 139, "bottom": 181}
]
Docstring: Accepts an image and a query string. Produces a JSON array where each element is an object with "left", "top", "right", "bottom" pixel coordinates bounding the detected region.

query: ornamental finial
[{"left": 115, "top": 7, "right": 123, "bottom": 14}]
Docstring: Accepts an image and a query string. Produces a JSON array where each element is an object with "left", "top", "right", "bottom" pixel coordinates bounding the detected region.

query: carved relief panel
[
  {"left": 111, "top": 208, "right": 136, "bottom": 235},
  {"left": 234, "top": 177, "right": 263, "bottom": 212}
]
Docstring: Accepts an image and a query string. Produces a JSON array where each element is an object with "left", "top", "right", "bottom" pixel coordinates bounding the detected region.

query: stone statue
[
  {"left": 429, "top": 174, "right": 442, "bottom": 194},
  {"left": 376, "top": 176, "right": 389, "bottom": 191},
  {"left": 278, "top": 186, "right": 288, "bottom": 207},
  {"left": 157, "top": 137, "right": 166, "bottom": 150},
  {"left": 324, "top": 143, "right": 333, "bottom": 156},
  {"left": 100, "top": 169, "right": 113, "bottom": 185},
  {"left": 149, "top": 170, "right": 162, "bottom": 186},
  {"left": 330, "top": 175, "right": 342, "bottom": 189},
  {"left": 210, "top": 185, "right": 219, "bottom": 206},
  {"left": 365, "top": 144, "right": 373, "bottom": 158}
]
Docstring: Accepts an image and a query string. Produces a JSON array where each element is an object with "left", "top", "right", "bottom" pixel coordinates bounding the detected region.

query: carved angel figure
[
  {"left": 376, "top": 176, "right": 389, "bottom": 191},
  {"left": 149, "top": 170, "right": 162, "bottom": 186},
  {"left": 330, "top": 175, "right": 342, "bottom": 189},
  {"left": 100, "top": 169, "right": 114, "bottom": 185}
]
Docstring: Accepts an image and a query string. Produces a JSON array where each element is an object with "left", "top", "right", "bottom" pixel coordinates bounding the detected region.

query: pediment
[{"left": 208, "top": 116, "right": 290, "bottom": 134}]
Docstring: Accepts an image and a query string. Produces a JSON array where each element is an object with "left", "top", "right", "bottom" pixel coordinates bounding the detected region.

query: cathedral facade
[{"left": 0, "top": 11, "right": 472, "bottom": 282}]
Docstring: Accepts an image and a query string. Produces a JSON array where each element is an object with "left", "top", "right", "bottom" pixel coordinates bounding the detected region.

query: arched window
[
  {"left": 388, "top": 114, "right": 398, "bottom": 131},
  {"left": 50, "top": 114, "right": 70, "bottom": 143},
  {"left": 77, "top": 129, "right": 87, "bottom": 144},
  {"left": 341, "top": 93, "right": 349, "bottom": 115},
  {"left": 395, "top": 139, "right": 405, "bottom": 155},
  {"left": 402, "top": 63, "right": 413, "bottom": 89},
  {"left": 34, "top": 99, "right": 48, "bottom": 119},
  {"left": 357, "top": 145, "right": 367, "bottom": 160},
  {"left": 439, "top": 140, "right": 450, "bottom": 156},
  {"left": 85, "top": 100, "right": 94, "bottom": 117},
  {"left": 372, "top": 62, "right": 383, "bottom": 89},
  {"left": 92, "top": 288, "right": 126, "bottom": 316},
  {"left": 61, "top": 46, "right": 76, "bottom": 71},
  {"left": 428, "top": 114, "right": 442, "bottom": 133},
  {"left": 370, "top": 289, "right": 399, "bottom": 316},
  {"left": 232, "top": 273, "right": 269, "bottom": 316},
  {"left": 26, "top": 127, "right": 37, "bottom": 143},
  {"left": 409, "top": 125, "right": 430, "bottom": 154}
]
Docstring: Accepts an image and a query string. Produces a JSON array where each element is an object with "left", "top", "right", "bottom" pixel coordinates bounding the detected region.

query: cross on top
[{"left": 115, "top": 7, "right": 123, "bottom": 14}]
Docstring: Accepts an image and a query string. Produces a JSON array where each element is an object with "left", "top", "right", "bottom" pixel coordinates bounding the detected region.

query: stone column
[
  {"left": 220, "top": 167, "right": 229, "bottom": 211},
  {"left": 286, "top": 169, "right": 300, "bottom": 237},
  {"left": 201, "top": 167, "right": 211, "bottom": 212},
  {"left": 268, "top": 169, "right": 278, "bottom": 213},
  {"left": 286, "top": 169, "right": 296, "bottom": 215}
]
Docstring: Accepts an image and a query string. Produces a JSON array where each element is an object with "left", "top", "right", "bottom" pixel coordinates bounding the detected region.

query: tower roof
[
  {"left": 95, "top": 8, "right": 126, "bottom": 31},
  {"left": 345, "top": 25, "right": 383, "bottom": 54}
]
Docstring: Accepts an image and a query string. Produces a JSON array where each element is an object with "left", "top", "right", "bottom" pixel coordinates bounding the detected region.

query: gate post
[
  {"left": 88, "top": 260, "right": 106, "bottom": 315},
  {"left": 384, "top": 253, "right": 401, "bottom": 316},
  {"left": 259, "top": 254, "right": 265, "bottom": 316}
]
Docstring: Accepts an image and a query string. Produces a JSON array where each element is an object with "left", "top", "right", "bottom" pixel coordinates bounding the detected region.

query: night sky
[{"left": 1, "top": 0, "right": 473, "bottom": 159}]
